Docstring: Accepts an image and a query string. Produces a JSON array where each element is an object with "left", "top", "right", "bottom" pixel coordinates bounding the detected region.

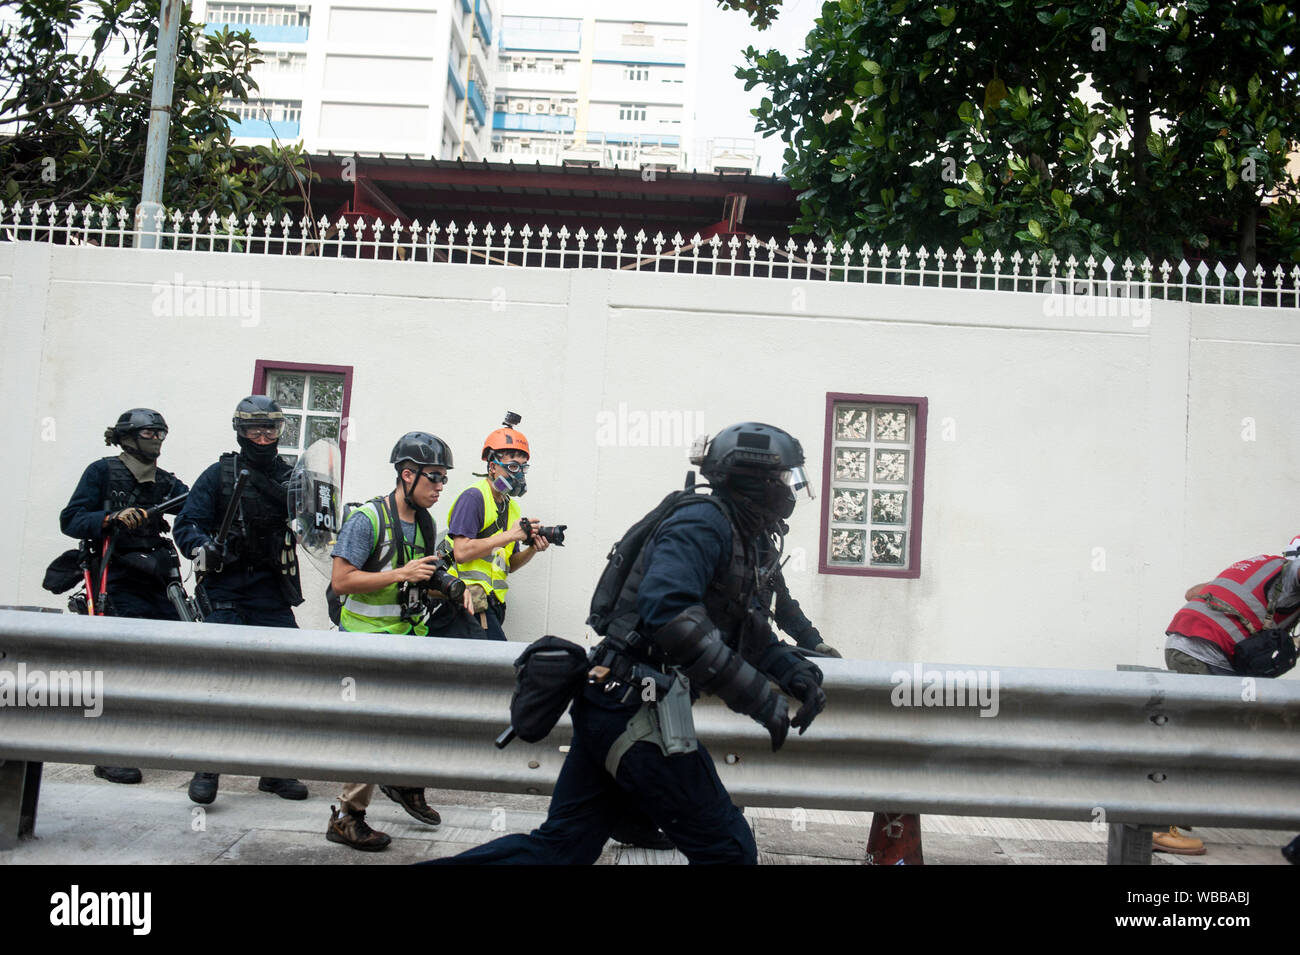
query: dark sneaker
[
  {"left": 611, "top": 819, "right": 676, "bottom": 850},
  {"left": 94, "top": 766, "right": 142, "bottom": 785},
  {"left": 188, "top": 772, "right": 219, "bottom": 805},
  {"left": 380, "top": 785, "right": 442, "bottom": 826},
  {"left": 258, "top": 777, "right": 309, "bottom": 800},
  {"left": 326, "top": 805, "right": 391, "bottom": 851},
  {"left": 1283, "top": 834, "right": 1299, "bottom": 865}
]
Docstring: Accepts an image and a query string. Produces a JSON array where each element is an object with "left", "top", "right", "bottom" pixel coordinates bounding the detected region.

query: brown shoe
[
  {"left": 326, "top": 805, "right": 392, "bottom": 852},
  {"left": 1153, "top": 826, "right": 1206, "bottom": 855},
  {"left": 380, "top": 785, "right": 442, "bottom": 826}
]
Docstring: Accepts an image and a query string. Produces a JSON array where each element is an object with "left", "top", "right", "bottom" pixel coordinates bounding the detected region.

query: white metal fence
[{"left": 3, "top": 200, "right": 1298, "bottom": 307}]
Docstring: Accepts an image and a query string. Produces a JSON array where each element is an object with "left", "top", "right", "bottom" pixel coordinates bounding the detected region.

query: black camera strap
[{"left": 385, "top": 490, "right": 438, "bottom": 568}]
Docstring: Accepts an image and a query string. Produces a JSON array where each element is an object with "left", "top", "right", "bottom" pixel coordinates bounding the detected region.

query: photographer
[
  {"left": 444, "top": 413, "right": 555, "bottom": 641},
  {"left": 325, "top": 431, "right": 468, "bottom": 851}
]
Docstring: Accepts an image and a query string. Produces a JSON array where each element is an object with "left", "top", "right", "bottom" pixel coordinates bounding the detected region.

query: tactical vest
[
  {"left": 339, "top": 497, "right": 432, "bottom": 635},
  {"left": 608, "top": 496, "right": 757, "bottom": 668},
  {"left": 445, "top": 477, "right": 520, "bottom": 605},
  {"left": 101, "top": 457, "right": 177, "bottom": 552},
  {"left": 1167, "top": 555, "right": 1293, "bottom": 657},
  {"left": 216, "top": 452, "right": 302, "bottom": 601}
]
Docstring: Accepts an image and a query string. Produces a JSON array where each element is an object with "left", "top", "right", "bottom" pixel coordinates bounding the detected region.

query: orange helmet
[{"left": 482, "top": 426, "right": 530, "bottom": 461}]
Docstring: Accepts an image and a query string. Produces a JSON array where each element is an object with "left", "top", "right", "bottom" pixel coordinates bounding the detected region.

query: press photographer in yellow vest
[{"left": 444, "top": 415, "right": 553, "bottom": 641}]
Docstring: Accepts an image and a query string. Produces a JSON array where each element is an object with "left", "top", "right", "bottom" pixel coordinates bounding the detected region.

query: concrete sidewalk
[{"left": 2, "top": 763, "right": 1291, "bottom": 865}]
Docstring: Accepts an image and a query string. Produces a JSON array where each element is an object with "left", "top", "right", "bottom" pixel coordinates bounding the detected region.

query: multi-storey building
[
  {"left": 195, "top": 0, "right": 496, "bottom": 160},
  {"left": 491, "top": 0, "right": 703, "bottom": 171}
]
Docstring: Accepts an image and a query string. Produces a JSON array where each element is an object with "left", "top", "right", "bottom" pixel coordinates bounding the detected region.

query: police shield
[{"left": 288, "top": 438, "right": 343, "bottom": 576}]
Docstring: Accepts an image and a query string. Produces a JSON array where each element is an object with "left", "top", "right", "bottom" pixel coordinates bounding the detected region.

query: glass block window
[
  {"left": 821, "top": 394, "right": 927, "bottom": 578},
  {"left": 253, "top": 362, "right": 353, "bottom": 475}
]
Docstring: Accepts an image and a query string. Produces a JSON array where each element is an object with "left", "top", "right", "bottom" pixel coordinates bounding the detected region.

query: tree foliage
[
  {"left": 735, "top": 0, "right": 1300, "bottom": 266},
  {"left": 0, "top": 0, "right": 317, "bottom": 221}
]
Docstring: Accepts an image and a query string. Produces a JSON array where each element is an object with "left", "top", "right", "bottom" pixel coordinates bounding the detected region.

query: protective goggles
[
  {"left": 240, "top": 421, "right": 285, "bottom": 439},
  {"left": 418, "top": 469, "right": 450, "bottom": 486},
  {"left": 135, "top": 428, "right": 167, "bottom": 440},
  {"left": 779, "top": 466, "right": 815, "bottom": 501},
  {"left": 491, "top": 455, "right": 530, "bottom": 475}
]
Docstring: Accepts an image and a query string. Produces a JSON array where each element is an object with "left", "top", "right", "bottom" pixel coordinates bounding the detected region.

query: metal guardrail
[{"left": 2, "top": 610, "right": 1300, "bottom": 845}]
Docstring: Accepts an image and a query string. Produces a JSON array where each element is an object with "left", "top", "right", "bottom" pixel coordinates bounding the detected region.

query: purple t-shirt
[{"left": 448, "top": 487, "right": 488, "bottom": 539}]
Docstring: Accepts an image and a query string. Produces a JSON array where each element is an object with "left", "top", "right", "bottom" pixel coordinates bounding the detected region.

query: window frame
[
  {"left": 252, "top": 360, "right": 354, "bottom": 483},
  {"left": 817, "top": 391, "right": 928, "bottom": 579}
]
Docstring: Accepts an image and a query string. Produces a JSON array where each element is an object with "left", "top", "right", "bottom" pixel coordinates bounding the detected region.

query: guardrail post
[
  {"left": 1106, "top": 822, "right": 1156, "bottom": 865},
  {"left": 0, "top": 759, "right": 42, "bottom": 849}
]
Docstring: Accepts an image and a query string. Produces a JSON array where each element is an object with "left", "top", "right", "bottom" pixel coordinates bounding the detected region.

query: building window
[
  {"left": 253, "top": 361, "right": 354, "bottom": 474},
  {"left": 223, "top": 98, "right": 302, "bottom": 123},
  {"left": 205, "top": 2, "right": 310, "bottom": 27},
  {"left": 624, "top": 65, "right": 649, "bottom": 81},
  {"left": 819, "top": 393, "right": 927, "bottom": 578},
  {"left": 618, "top": 104, "right": 647, "bottom": 122}
]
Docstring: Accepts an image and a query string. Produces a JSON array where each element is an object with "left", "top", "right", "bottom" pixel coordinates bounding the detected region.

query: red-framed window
[
  {"left": 252, "top": 360, "right": 354, "bottom": 480},
  {"left": 818, "top": 392, "right": 927, "bottom": 579}
]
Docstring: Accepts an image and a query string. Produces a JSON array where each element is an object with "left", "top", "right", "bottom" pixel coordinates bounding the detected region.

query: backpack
[
  {"left": 327, "top": 496, "right": 437, "bottom": 626},
  {"left": 586, "top": 473, "right": 730, "bottom": 640}
]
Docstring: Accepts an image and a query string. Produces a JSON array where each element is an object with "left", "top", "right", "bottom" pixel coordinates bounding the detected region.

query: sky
[{"left": 692, "top": 0, "right": 821, "bottom": 175}]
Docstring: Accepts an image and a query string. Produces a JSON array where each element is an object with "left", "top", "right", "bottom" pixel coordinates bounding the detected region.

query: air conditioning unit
[
  {"left": 276, "top": 50, "right": 294, "bottom": 61},
  {"left": 295, "top": 4, "right": 310, "bottom": 12},
  {"left": 632, "top": 22, "right": 646, "bottom": 33},
  {"left": 525, "top": 57, "right": 536, "bottom": 67},
  {"left": 512, "top": 100, "right": 527, "bottom": 112},
  {"left": 533, "top": 101, "right": 548, "bottom": 113},
  {"left": 520, "top": 137, "right": 531, "bottom": 147}
]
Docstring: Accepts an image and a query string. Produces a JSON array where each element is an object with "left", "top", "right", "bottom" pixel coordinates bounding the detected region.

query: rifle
[
  {"left": 91, "top": 491, "right": 193, "bottom": 617},
  {"left": 192, "top": 469, "right": 249, "bottom": 620}
]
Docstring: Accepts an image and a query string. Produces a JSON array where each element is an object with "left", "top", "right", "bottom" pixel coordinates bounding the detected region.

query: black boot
[
  {"left": 94, "top": 766, "right": 142, "bottom": 784},
  {"left": 188, "top": 772, "right": 219, "bottom": 805}
]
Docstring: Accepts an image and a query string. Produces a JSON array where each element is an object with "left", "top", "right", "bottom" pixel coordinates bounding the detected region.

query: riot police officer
[
  {"left": 59, "top": 408, "right": 190, "bottom": 785},
  {"left": 431, "top": 422, "right": 827, "bottom": 865},
  {"left": 173, "top": 395, "right": 308, "bottom": 806}
]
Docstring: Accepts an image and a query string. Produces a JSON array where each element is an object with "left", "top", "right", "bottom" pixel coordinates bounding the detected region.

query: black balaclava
[
  {"left": 237, "top": 432, "right": 281, "bottom": 471},
  {"left": 725, "top": 472, "right": 796, "bottom": 528}
]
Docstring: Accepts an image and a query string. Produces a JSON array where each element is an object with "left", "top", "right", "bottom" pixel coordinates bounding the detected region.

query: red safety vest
[{"left": 1166, "top": 555, "right": 1290, "bottom": 659}]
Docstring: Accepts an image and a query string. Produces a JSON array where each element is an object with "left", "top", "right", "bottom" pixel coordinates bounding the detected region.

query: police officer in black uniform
[
  {"left": 60, "top": 409, "right": 190, "bottom": 785},
  {"left": 173, "top": 395, "right": 308, "bottom": 806},
  {"left": 432, "top": 422, "right": 827, "bottom": 865}
]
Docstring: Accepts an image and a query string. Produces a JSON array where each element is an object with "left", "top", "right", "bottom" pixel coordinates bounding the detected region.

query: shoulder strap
[{"left": 414, "top": 507, "right": 438, "bottom": 559}]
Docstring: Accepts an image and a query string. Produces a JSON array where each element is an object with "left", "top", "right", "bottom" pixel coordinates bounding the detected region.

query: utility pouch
[{"left": 1233, "top": 627, "right": 1299, "bottom": 677}]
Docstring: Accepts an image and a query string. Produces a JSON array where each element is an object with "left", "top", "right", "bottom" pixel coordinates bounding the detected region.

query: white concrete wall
[{"left": 3, "top": 241, "right": 1298, "bottom": 676}]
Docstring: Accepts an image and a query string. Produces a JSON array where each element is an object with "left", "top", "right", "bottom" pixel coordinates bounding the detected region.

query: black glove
[
  {"left": 788, "top": 672, "right": 826, "bottom": 735},
  {"left": 194, "top": 539, "right": 225, "bottom": 574},
  {"left": 754, "top": 693, "right": 790, "bottom": 752},
  {"left": 109, "top": 507, "right": 148, "bottom": 530}
]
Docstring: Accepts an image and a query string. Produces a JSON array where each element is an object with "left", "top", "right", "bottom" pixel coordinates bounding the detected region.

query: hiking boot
[
  {"left": 326, "top": 805, "right": 391, "bottom": 851},
  {"left": 1153, "top": 826, "right": 1205, "bottom": 856},
  {"left": 380, "top": 785, "right": 441, "bottom": 826},
  {"left": 610, "top": 819, "right": 676, "bottom": 850},
  {"left": 188, "top": 772, "right": 219, "bottom": 805},
  {"left": 258, "top": 777, "right": 308, "bottom": 800},
  {"left": 94, "top": 766, "right": 142, "bottom": 785}
]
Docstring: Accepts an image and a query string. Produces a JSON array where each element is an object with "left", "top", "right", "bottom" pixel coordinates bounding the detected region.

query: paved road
[{"left": 2, "top": 763, "right": 1291, "bottom": 865}]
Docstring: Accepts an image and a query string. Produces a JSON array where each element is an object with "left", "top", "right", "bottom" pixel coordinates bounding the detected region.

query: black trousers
[{"left": 427, "top": 685, "right": 757, "bottom": 865}]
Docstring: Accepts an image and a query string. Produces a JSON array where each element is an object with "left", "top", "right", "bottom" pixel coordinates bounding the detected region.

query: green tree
[
  {"left": 0, "top": 0, "right": 316, "bottom": 223},
  {"left": 734, "top": 0, "right": 1300, "bottom": 267}
]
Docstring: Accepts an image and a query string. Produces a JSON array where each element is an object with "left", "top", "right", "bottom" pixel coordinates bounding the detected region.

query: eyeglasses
[
  {"left": 419, "top": 470, "right": 450, "bottom": 485},
  {"left": 136, "top": 428, "right": 167, "bottom": 440},
  {"left": 492, "top": 456, "right": 529, "bottom": 474}
]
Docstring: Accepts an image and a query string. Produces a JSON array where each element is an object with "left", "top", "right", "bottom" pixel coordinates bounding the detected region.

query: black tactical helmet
[
  {"left": 693, "top": 422, "right": 805, "bottom": 478},
  {"left": 231, "top": 395, "right": 287, "bottom": 436},
  {"left": 391, "top": 432, "right": 454, "bottom": 471},
  {"left": 109, "top": 408, "right": 168, "bottom": 440}
]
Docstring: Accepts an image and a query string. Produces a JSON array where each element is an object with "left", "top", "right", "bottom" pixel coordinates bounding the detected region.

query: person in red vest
[{"left": 1155, "top": 537, "right": 1300, "bottom": 855}]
